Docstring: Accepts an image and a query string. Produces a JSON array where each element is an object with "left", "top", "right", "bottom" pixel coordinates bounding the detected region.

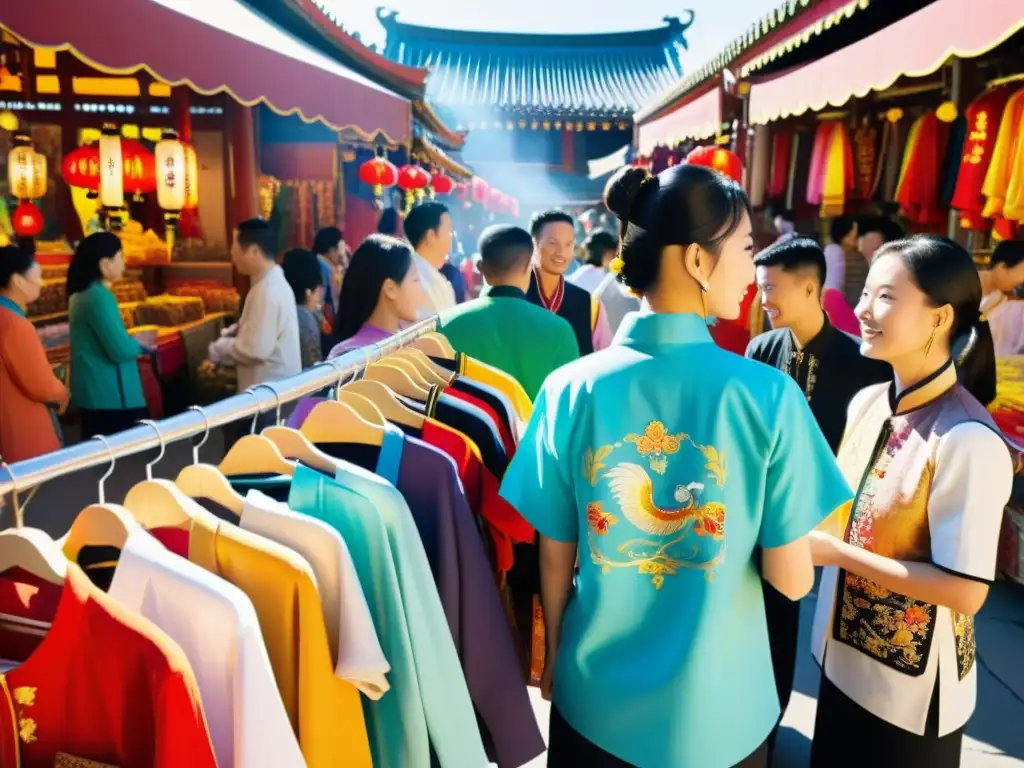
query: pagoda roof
[{"left": 378, "top": 8, "right": 693, "bottom": 119}]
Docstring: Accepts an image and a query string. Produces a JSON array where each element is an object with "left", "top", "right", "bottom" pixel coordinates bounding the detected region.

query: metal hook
[
  {"left": 138, "top": 420, "right": 166, "bottom": 481},
  {"left": 187, "top": 405, "right": 211, "bottom": 465},
  {"left": 93, "top": 435, "right": 116, "bottom": 504},
  {"left": 2, "top": 462, "right": 24, "bottom": 529},
  {"left": 252, "top": 383, "right": 282, "bottom": 427},
  {"left": 245, "top": 389, "right": 263, "bottom": 434}
]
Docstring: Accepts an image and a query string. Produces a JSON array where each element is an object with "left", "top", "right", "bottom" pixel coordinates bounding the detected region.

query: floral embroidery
[
  {"left": 952, "top": 611, "right": 976, "bottom": 681},
  {"left": 4, "top": 685, "right": 39, "bottom": 745},
  {"left": 12, "top": 688, "right": 34, "bottom": 707},
  {"left": 583, "top": 445, "right": 614, "bottom": 486},
  {"left": 834, "top": 572, "right": 935, "bottom": 675},
  {"left": 691, "top": 441, "right": 727, "bottom": 489},
  {"left": 586, "top": 502, "right": 618, "bottom": 536},
  {"left": 625, "top": 422, "right": 686, "bottom": 472}
]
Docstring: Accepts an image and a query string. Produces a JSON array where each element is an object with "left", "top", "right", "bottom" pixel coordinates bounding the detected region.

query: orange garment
[
  {"left": 0, "top": 301, "right": 68, "bottom": 462},
  {"left": 821, "top": 123, "right": 855, "bottom": 217},
  {"left": 0, "top": 565, "right": 216, "bottom": 768}
]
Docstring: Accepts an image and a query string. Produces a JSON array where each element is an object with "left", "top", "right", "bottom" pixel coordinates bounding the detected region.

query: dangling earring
[
  {"left": 924, "top": 328, "right": 936, "bottom": 357},
  {"left": 699, "top": 281, "right": 709, "bottom": 319}
]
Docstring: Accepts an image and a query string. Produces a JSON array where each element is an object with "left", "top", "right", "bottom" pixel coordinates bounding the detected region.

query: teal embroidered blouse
[{"left": 500, "top": 312, "right": 852, "bottom": 767}]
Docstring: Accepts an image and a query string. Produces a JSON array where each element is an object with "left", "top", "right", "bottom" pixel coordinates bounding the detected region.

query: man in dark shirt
[{"left": 745, "top": 237, "right": 890, "bottom": 759}]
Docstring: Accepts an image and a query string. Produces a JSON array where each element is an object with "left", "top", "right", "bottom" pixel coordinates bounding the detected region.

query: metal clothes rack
[{"left": 0, "top": 317, "right": 441, "bottom": 505}]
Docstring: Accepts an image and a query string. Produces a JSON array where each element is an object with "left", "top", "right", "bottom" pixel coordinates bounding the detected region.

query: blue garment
[
  {"left": 0, "top": 295, "right": 25, "bottom": 318},
  {"left": 500, "top": 312, "right": 852, "bottom": 768},
  {"left": 439, "top": 261, "right": 466, "bottom": 304}
]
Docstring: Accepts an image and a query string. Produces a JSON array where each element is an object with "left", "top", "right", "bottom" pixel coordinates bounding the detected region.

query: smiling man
[{"left": 526, "top": 210, "right": 613, "bottom": 355}]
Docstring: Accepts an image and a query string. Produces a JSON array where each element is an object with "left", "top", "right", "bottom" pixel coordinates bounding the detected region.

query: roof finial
[
  {"left": 663, "top": 10, "right": 696, "bottom": 38},
  {"left": 376, "top": 7, "right": 398, "bottom": 25}
]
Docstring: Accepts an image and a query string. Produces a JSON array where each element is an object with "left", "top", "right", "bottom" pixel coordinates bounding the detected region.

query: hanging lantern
[
  {"left": 470, "top": 177, "right": 489, "bottom": 204},
  {"left": 98, "top": 123, "right": 124, "bottom": 210},
  {"left": 358, "top": 151, "right": 398, "bottom": 197},
  {"left": 397, "top": 165, "right": 431, "bottom": 212},
  {"left": 484, "top": 187, "right": 504, "bottom": 213},
  {"left": 121, "top": 138, "right": 157, "bottom": 198},
  {"left": 29, "top": 150, "right": 47, "bottom": 200},
  {"left": 182, "top": 142, "right": 199, "bottom": 209},
  {"left": 12, "top": 201, "right": 44, "bottom": 237},
  {"left": 8, "top": 134, "right": 42, "bottom": 200},
  {"left": 684, "top": 145, "right": 743, "bottom": 184},
  {"left": 153, "top": 128, "right": 203, "bottom": 221},
  {"left": 0, "top": 110, "right": 17, "bottom": 132},
  {"left": 62, "top": 144, "right": 100, "bottom": 190},
  {"left": 431, "top": 172, "right": 454, "bottom": 196},
  {"left": 936, "top": 101, "right": 958, "bottom": 123},
  {"left": 454, "top": 181, "right": 470, "bottom": 202}
]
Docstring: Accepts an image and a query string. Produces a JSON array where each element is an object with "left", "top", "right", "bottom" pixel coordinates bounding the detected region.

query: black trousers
[
  {"left": 80, "top": 408, "right": 150, "bottom": 439},
  {"left": 548, "top": 706, "right": 769, "bottom": 767},
  {"left": 763, "top": 579, "right": 801, "bottom": 756}
]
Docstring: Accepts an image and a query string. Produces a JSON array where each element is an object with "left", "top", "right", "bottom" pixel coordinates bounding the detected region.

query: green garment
[
  {"left": 438, "top": 284, "right": 579, "bottom": 399},
  {"left": 68, "top": 281, "right": 145, "bottom": 410}
]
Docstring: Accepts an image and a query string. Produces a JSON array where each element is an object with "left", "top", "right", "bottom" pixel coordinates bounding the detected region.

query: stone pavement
[{"left": 520, "top": 581, "right": 1024, "bottom": 767}]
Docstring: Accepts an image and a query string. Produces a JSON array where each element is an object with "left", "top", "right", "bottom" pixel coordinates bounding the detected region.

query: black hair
[
  {"left": 377, "top": 208, "right": 400, "bottom": 237},
  {"left": 989, "top": 240, "right": 1024, "bottom": 270},
  {"left": 858, "top": 215, "right": 904, "bottom": 244},
  {"left": 477, "top": 225, "right": 533, "bottom": 278},
  {"left": 404, "top": 201, "right": 449, "bottom": 249},
  {"left": 530, "top": 210, "right": 575, "bottom": 239},
  {"left": 0, "top": 244, "right": 36, "bottom": 290},
  {"left": 584, "top": 230, "right": 619, "bottom": 268},
  {"left": 237, "top": 218, "right": 277, "bottom": 259},
  {"left": 754, "top": 237, "right": 827, "bottom": 288},
  {"left": 772, "top": 207, "right": 795, "bottom": 223},
  {"left": 603, "top": 164, "right": 751, "bottom": 295},
  {"left": 829, "top": 215, "right": 856, "bottom": 245},
  {"left": 313, "top": 226, "right": 344, "bottom": 256},
  {"left": 334, "top": 234, "right": 414, "bottom": 342},
  {"left": 67, "top": 231, "right": 121, "bottom": 297},
  {"left": 878, "top": 235, "right": 996, "bottom": 405},
  {"left": 281, "top": 248, "right": 323, "bottom": 306}
]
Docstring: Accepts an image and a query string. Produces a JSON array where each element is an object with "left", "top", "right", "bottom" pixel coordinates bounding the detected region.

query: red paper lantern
[
  {"left": 12, "top": 200, "right": 44, "bottom": 237},
  {"left": 431, "top": 172, "right": 454, "bottom": 196},
  {"left": 397, "top": 165, "right": 431, "bottom": 192},
  {"left": 454, "top": 181, "right": 470, "bottom": 202},
  {"left": 470, "top": 177, "right": 489, "bottom": 204},
  {"left": 358, "top": 156, "right": 398, "bottom": 196},
  {"left": 684, "top": 146, "right": 743, "bottom": 184},
  {"left": 484, "top": 187, "right": 505, "bottom": 213},
  {"left": 61, "top": 140, "right": 156, "bottom": 194}
]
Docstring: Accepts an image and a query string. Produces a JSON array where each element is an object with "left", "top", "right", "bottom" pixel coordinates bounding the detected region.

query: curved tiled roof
[{"left": 378, "top": 8, "right": 693, "bottom": 118}]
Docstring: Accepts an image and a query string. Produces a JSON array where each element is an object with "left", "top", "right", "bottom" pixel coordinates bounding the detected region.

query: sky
[{"left": 330, "top": 0, "right": 785, "bottom": 72}]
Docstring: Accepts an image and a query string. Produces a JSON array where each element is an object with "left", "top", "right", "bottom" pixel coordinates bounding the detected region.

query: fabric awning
[
  {"left": 1, "top": 0, "right": 412, "bottom": 144},
  {"left": 636, "top": 86, "right": 720, "bottom": 155},
  {"left": 748, "top": 0, "right": 1024, "bottom": 125}
]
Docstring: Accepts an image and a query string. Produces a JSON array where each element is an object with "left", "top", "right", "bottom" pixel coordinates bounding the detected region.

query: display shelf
[{"left": 30, "top": 310, "right": 69, "bottom": 326}]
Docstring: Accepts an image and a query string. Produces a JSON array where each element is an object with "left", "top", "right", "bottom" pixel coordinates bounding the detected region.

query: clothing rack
[{"left": 0, "top": 316, "right": 440, "bottom": 506}]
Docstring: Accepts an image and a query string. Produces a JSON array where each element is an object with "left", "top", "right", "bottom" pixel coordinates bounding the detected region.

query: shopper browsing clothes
[
  {"left": 0, "top": 243, "right": 69, "bottom": 461},
  {"left": 501, "top": 164, "right": 851, "bottom": 768},
  {"left": 281, "top": 247, "right": 325, "bottom": 369},
  {"left": 809, "top": 236, "right": 1011, "bottom": 767},
  {"left": 67, "top": 232, "right": 151, "bottom": 437}
]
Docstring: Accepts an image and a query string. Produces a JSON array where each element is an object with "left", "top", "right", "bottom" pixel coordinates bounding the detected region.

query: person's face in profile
[
  {"left": 703, "top": 213, "right": 755, "bottom": 321},
  {"left": 858, "top": 230, "right": 885, "bottom": 262},
  {"left": 756, "top": 264, "right": 818, "bottom": 330},
  {"left": 535, "top": 221, "right": 576, "bottom": 276}
]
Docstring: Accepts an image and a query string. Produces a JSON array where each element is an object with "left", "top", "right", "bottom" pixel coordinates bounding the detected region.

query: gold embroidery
[
  {"left": 583, "top": 445, "right": 614, "bottom": 486},
  {"left": 691, "top": 441, "right": 727, "bottom": 489},
  {"left": 625, "top": 421, "right": 687, "bottom": 473},
  {"left": 586, "top": 502, "right": 618, "bottom": 536},
  {"left": 952, "top": 611, "right": 976, "bottom": 681},
  {"left": 0, "top": 675, "right": 21, "bottom": 768},
  {"left": 9, "top": 687, "right": 37, "bottom": 745}
]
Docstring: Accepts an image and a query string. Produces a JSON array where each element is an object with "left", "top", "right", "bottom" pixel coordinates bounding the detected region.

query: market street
[{"left": 521, "top": 581, "right": 1024, "bottom": 767}]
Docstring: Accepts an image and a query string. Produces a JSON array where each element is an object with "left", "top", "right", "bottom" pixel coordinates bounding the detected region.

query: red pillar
[
  {"left": 226, "top": 101, "right": 260, "bottom": 297},
  {"left": 562, "top": 130, "right": 575, "bottom": 173}
]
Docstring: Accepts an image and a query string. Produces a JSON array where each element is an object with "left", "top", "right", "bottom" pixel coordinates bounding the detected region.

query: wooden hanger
[
  {"left": 174, "top": 404, "right": 247, "bottom": 515},
  {"left": 385, "top": 356, "right": 432, "bottom": 389},
  {"left": 413, "top": 332, "right": 455, "bottom": 359},
  {"left": 342, "top": 378, "right": 425, "bottom": 428},
  {"left": 219, "top": 435, "right": 297, "bottom": 477},
  {"left": 262, "top": 425, "right": 340, "bottom": 475},
  {"left": 124, "top": 478, "right": 217, "bottom": 529},
  {"left": 390, "top": 348, "right": 453, "bottom": 387},
  {"left": 60, "top": 503, "right": 138, "bottom": 564},
  {"left": 365, "top": 361, "right": 430, "bottom": 400},
  {"left": 300, "top": 399, "right": 385, "bottom": 446},
  {"left": 337, "top": 390, "right": 387, "bottom": 424},
  {"left": 0, "top": 527, "right": 67, "bottom": 586}
]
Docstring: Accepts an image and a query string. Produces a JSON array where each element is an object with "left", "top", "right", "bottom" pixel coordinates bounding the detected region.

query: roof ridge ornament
[
  {"left": 376, "top": 7, "right": 399, "bottom": 25},
  {"left": 663, "top": 10, "right": 696, "bottom": 38}
]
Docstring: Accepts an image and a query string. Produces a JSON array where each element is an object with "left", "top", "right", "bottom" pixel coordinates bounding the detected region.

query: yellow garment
[
  {"left": 983, "top": 89, "right": 1024, "bottom": 220},
  {"left": 186, "top": 514, "right": 372, "bottom": 768},
  {"left": 821, "top": 123, "right": 850, "bottom": 218},
  {"left": 590, "top": 295, "right": 600, "bottom": 332},
  {"left": 461, "top": 355, "right": 533, "bottom": 421},
  {"left": 894, "top": 116, "right": 925, "bottom": 201}
]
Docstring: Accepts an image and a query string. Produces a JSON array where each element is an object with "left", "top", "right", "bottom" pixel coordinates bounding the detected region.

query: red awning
[
  {"left": 1, "top": 0, "right": 412, "bottom": 144},
  {"left": 636, "top": 86, "right": 720, "bottom": 155},
  {"left": 748, "top": 0, "right": 1024, "bottom": 125}
]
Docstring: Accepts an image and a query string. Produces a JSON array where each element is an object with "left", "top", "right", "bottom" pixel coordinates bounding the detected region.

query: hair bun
[{"left": 604, "top": 166, "right": 652, "bottom": 222}]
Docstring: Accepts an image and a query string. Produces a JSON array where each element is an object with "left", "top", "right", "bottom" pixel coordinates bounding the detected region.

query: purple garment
[
  {"left": 327, "top": 322, "right": 393, "bottom": 359},
  {"left": 287, "top": 399, "right": 544, "bottom": 767}
]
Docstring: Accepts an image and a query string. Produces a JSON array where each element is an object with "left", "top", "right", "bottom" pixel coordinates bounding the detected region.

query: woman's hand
[{"left": 808, "top": 530, "right": 842, "bottom": 567}]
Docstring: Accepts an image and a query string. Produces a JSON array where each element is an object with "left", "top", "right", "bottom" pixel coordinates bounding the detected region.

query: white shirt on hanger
[
  {"left": 241, "top": 490, "right": 391, "bottom": 699},
  {"left": 109, "top": 529, "right": 304, "bottom": 768},
  {"left": 413, "top": 251, "right": 457, "bottom": 319}
]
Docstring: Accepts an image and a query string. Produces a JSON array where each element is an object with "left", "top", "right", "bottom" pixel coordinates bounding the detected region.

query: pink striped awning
[
  {"left": 1, "top": 0, "right": 412, "bottom": 144},
  {"left": 636, "top": 86, "right": 721, "bottom": 155},
  {"left": 748, "top": 0, "right": 1024, "bottom": 125}
]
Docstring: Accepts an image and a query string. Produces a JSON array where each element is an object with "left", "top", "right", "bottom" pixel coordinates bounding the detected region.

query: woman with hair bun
[
  {"left": 500, "top": 163, "right": 852, "bottom": 767},
  {"left": 808, "top": 235, "right": 1012, "bottom": 767}
]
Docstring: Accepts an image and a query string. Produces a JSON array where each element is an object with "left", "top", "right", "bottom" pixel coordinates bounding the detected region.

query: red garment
[
  {"left": 444, "top": 387, "right": 515, "bottom": 457},
  {"left": 897, "top": 112, "right": 949, "bottom": 226},
  {"left": 0, "top": 565, "right": 216, "bottom": 768},
  {"left": 952, "top": 86, "right": 1015, "bottom": 230},
  {"left": 709, "top": 283, "right": 759, "bottom": 355},
  {"left": 768, "top": 131, "right": 793, "bottom": 199},
  {"left": 420, "top": 418, "right": 533, "bottom": 571}
]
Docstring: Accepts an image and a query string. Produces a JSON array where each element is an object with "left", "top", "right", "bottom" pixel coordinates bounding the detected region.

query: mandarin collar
[
  {"left": 481, "top": 285, "right": 527, "bottom": 300},
  {"left": 789, "top": 315, "right": 836, "bottom": 355},
  {"left": 615, "top": 311, "right": 714, "bottom": 348},
  {"left": 889, "top": 358, "right": 957, "bottom": 415}
]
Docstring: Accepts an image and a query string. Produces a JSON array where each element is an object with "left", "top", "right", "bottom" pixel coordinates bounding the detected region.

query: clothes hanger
[
  {"left": 301, "top": 363, "right": 386, "bottom": 446},
  {"left": 60, "top": 435, "right": 139, "bottom": 563},
  {"left": 218, "top": 390, "right": 297, "bottom": 477},
  {"left": 365, "top": 361, "right": 430, "bottom": 400},
  {"left": 251, "top": 383, "right": 341, "bottom": 476},
  {"left": 413, "top": 332, "right": 455, "bottom": 359},
  {"left": 341, "top": 378, "right": 425, "bottom": 429},
  {"left": 174, "top": 404, "right": 246, "bottom": 516},
  {"left": 0, "top": 463, "right": 67, "bottom": 587},
  {"left": 124, "top": 420, "right": 214, "bottom": 529},
  {"left": 389, "top": 348, "right": 453, "bottom": 387},
  {"left": 384, "top": 355, "right": 432, "bottom": 389}
]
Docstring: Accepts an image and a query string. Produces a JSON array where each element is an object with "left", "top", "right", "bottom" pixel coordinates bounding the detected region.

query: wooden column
[{"left": 226, "top": 101, "right": 259, "bottom": 297}]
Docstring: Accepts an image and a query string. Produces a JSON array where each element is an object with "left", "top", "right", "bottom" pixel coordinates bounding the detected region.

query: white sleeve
[
  {"left": 929, "top": 421, "right": 1013, "bottom": 583},
  {"left": 230, "top": 287, "right": 278, "bottom": 365}
]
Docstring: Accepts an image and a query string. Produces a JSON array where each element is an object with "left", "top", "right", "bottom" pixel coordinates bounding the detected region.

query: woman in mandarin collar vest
[{"left": 808, "top": 236, "right": 1012, "bottom": 767}]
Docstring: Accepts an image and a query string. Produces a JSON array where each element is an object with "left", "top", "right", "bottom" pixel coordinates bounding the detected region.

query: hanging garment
[
  {"left": 820, "top": 123, "right": 856, "bottom": 218},
  {"left": 806, "top": 122, "right": 837, "bottom": 206},
  {"left": 982, "top": 88, "right": 1024, "bottom": 222},
  {"left": 853, "top": 121, "right": 879, "bottom": 202},
  {"left": 88, "top": 530, "right": 304, "bottom": 768},
  {"left": 147, "top": 511, "right": 372, "bottom": 768},
  {"left": 0, "top": 565, "right": 217, "bottom": 767},
  {"left": 434, "top": 352, "right": 534, "bottom": 423},
  {"left": 952, "top": 86, "right": 1015, "bottom": 230},
  {"left": 896, "top": 113, "right": 949, "bottom": 226},
  {"left": 239, "top": 491, "right": 391, "bottom": 700},
  {"left": 767, "top": 130, "right": 793, "bottom": 201},
  {"left": 288, "top": 461, "right": 490, "bottom": 768},
  {"left": 939, "top": 114, "right": 967, "bottom": 208}
]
